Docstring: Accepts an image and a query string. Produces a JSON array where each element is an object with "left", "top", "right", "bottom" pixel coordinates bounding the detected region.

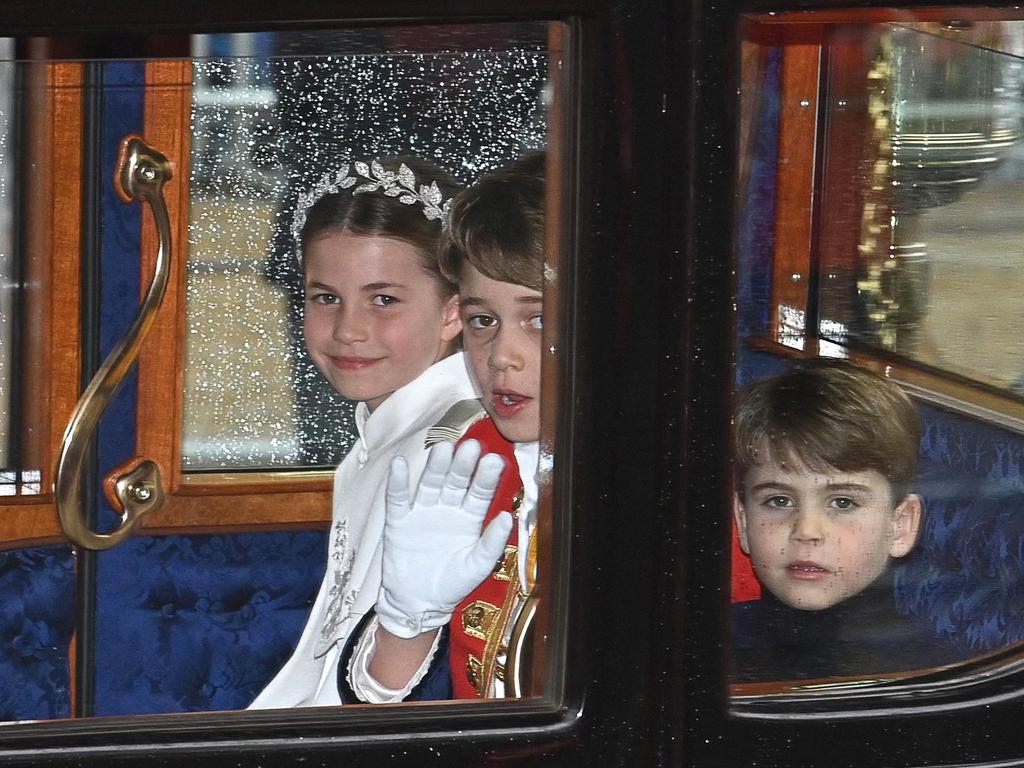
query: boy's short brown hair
[
  {"left": 734, "top": 360, "right": 921, "bottom": 503},
  {"left": 439, "top": 150, "right": 545, "bottom": 291}
]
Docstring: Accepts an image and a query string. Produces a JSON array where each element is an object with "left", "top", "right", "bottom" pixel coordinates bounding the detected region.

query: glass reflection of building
[{"left": 820, "top": 26, "right": 1024, "bottom": 392}]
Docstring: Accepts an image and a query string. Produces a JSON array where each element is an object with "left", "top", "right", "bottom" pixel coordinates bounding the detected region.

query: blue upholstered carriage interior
[
  {"left": 0, "top": 533, "right": 326, "bottom": 721},
  {"left": 0, "top": 548, "right": 74, "bottom": 720},
  {"left": 897, "top": 407, "right": 1024, "bottom": 651},
  {"left": 93, "top": 533, "right": 326, "bottom": 716}
]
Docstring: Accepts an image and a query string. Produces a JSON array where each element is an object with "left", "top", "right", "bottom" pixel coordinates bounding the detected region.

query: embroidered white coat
[{"left": 249, "top": 352, "right": 477, "bottom": 708}]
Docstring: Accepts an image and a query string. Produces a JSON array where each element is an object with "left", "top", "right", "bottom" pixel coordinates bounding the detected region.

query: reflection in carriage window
[
  {"left": 733, "top": 18, "right": 1024, "bottom": 691},
  {"left": 0, "top": 38, "right": 40, "bottom": 497},
  {"left": 817, "top": 26, "right": 1024, "bottom": 392},
  {"left": 182, "top": 28, "right": 551, "bottom": 471}
]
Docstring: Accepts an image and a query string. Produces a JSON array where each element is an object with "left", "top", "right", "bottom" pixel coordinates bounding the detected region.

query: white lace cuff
[{"left": 346, "top": 615, "right": 443, "bottom": 703}]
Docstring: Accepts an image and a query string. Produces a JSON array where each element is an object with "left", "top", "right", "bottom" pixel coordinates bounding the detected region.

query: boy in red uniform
[{"left": 341, "top": 152, "right": 546, "bottom": 701}]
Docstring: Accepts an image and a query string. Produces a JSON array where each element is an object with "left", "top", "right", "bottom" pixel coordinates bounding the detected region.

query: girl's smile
[{"left": 330, "top": 355, "right": 384, "bottom": 371}]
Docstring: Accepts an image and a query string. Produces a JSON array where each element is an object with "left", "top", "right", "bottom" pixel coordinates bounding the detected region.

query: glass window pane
[
  {"left": 0, "top": 44, "right": 43, "bottom": 497},
  {"left": 732, "top": 17, "right": 1024, "bottom": 699},
  {"left": 0, "top": 21, "right": 564, "bottom": 725},
  {"left": 182, "top": 27, "right": 551, "bottom": 471}
]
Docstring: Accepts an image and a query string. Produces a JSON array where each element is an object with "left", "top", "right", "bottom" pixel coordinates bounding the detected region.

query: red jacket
[{"left": 448, "top": 416, "right": 523, "bottom": 699}]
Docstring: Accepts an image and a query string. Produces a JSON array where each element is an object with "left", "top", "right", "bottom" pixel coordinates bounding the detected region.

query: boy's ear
[
  {"left": 440, "top": 293, "right": 462, "bottom": 343},
  {"left": 733, "top": 493, "right": 751, "bottom": 555},
  {"left": 888, "top": 494, "right": 923, "bottom": 558}
]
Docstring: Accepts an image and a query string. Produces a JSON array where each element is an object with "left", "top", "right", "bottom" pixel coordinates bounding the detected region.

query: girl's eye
[
  {"left": 372, "top": 294, "right": 399, "bottom": 307},
  {"left": 468, "top": 314, "right": 498, "bottom": 330},
  {"left": 764, "top": 495, "right": 794, "bottom": 509},
  {"left": 527, "top": 314, "right": 543, "bottom": 331},
  {"left": 830, "top": 497, "right": 858, "bottom": 511},
  {"left": 308, "top": 292, "right": 339, "bottom": 305}
]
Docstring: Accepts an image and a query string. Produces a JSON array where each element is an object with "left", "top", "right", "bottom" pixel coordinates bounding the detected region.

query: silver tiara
[{"left": 292, "top": 160, "right": 453, "bottom": 262}]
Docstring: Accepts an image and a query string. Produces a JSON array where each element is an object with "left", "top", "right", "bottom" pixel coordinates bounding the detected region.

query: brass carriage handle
[{"left": 55, "top": 136, "right": 173, "bottom": 551}]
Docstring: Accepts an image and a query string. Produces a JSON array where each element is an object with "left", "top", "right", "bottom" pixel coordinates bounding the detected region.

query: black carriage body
[{"left": 0, "top": 0, "right": 1020, "bottom": 766}]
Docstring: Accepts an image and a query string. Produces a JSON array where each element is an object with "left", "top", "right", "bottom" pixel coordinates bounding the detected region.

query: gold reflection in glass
[{"left": 819, "top": 25, "right": 1024, "bottom": 393}]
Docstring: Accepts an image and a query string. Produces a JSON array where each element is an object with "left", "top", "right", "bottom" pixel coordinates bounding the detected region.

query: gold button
[{"left": 461, "top": 601, "right": 498, "bottom": 641}]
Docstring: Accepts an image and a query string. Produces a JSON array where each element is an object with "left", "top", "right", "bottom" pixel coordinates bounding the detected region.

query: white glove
[{"left": 377, "top": 440, "right": 513, "bottom": 639}]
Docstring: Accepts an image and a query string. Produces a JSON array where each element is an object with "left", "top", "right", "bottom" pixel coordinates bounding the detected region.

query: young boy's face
[
  {"left": 458, "top": 262, "right": 542, "bottom": 443},
  {"left": 303, "top": 231, "right": 461, "bottom": 411},
  {"left": 734, "top": 440, "right": 921, "bottom": 611}
]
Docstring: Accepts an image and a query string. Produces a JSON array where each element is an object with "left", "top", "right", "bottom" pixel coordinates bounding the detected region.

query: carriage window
[
  {"left": 183, "top": 31, "right": 551, "bottom": 470},
  {"left": 0, "top": 21, "right": 566, "bottom": 729},
  {"left": 733, "top": 15, "right": 1024, "bottom": 702}
]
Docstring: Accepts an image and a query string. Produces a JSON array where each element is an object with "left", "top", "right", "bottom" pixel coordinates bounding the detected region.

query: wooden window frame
[
  {"left": 0, "top": 57, "right": 333, "bottom": 549},
  {"left": 0, "top": 61, "right": 83, "bottom": 550},
  {"left": 132, "top": 60, "right": 332, "bottom": 534}
]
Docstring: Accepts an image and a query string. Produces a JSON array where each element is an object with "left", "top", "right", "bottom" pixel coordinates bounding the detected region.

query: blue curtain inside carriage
[{"left": 736, "top": 47, "right": 1024, "bottom": 656}]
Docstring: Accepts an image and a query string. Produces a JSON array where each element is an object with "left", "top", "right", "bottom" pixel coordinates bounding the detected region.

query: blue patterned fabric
[
  {"left": 0, "top": 547, "right": 75, "bottom": 721},
  {"left": 93, "top": 531, "right": 326, "bottom": 715},
  {"left": 0, "top": 524, "right": 357, "bottom": 719},
  {"left": 96, "top": 61, "right": 143, "bottom": 538},
  {"left": 896, "top": 403, "right": 1024, "bottom": 652}
]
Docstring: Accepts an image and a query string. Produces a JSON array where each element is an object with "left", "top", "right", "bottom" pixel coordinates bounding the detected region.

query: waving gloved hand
[{"left": 376, "top": 439, "right": 512, "bottom": 639}]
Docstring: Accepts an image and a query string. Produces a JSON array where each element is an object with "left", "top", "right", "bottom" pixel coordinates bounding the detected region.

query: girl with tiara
[{"left": 249, "top": 157, "right": 477, "bottom": 708}]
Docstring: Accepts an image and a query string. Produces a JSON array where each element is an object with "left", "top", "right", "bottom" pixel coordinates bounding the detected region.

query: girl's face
[{"left": 303, "top": 231, "right": 461, "bottom": 411}]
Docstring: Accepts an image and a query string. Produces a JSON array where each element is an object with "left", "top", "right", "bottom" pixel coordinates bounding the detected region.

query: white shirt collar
[
  {"left": 353, "top": 353, "right": 475, "bottom": 460},
  {"left": 514, "top": 441, "right": 540, "bottom": 524},
  {"left": 513, "top": 441, "right": 540, "bottom": 594}
]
